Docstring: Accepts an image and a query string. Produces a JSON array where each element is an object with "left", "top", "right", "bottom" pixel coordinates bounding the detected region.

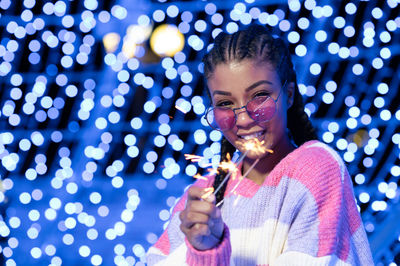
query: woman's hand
[{"left": 179, "top": 186, "right": 224, "bottom": 251}]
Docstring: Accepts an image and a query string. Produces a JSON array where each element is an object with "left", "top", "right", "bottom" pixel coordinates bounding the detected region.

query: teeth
[{"left": 241, "top": 132, "right": 263, "bottom": 140}]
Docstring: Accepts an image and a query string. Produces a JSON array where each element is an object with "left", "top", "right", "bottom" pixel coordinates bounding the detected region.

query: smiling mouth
[{"left": 238, "top": 131, "right": 265, "bottom": 140}]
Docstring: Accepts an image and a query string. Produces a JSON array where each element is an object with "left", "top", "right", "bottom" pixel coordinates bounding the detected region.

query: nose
[{"left": 235, "top": 107, "right": 255, "bottom": 128}]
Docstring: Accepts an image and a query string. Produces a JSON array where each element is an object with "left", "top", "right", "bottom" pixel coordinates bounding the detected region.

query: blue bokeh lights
[{"left": 0, "top": 0, "right": 399, "bottom": 265}]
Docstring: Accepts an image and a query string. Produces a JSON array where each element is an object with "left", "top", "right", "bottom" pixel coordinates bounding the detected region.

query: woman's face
[{"left": 207, "top": 60, "right": 294, "bottom": 159}]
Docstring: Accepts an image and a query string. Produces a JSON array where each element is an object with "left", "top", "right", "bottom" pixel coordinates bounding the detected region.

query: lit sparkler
[
  {"left": 201, "top": 187, "right": 214, "bottom": 199},
  {"left": 184, "top": 154, "right": 213, "bottom": 168},
  {"left": 186, "top": 138, "right": 273, "bottom": 205},
  {"left": 213, "top": 149, "right": 249, "bottom": 196},
  {"left": 214, "top": 138, "right": 273, "bottom": 206},
  {"left": 193, "top": 173, "right": 208, "bottom": 181},
  {"left": 218, "top": 160, "right": 238, "bottom": 174},
  {"left": 184, "top": 154, "right": 203, "bottom": 162},
  {"left": 216, "top": 158, "right": 261, "bottom": 207},
  {"left": 235, "top": 138, "right": 274, "bottom": 156}
]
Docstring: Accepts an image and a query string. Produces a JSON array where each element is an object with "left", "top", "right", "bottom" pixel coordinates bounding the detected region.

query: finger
[
  {"left": 180, "top": 222, "right": 190, "bottom": 236},
  {"left": 189, "top": 223, "right": 210, "bottom": 237},
  {"left": 203, "top": 193, "right": 216, "bottom": 204},
  {"left": 187, "top": 186, "right": 207, "bottom": 201},
  {"left": 187, "top": 200, "right": 214, "bottom": 215},
  {"left": 179, "top": 210, "right": 185, "bottom": 222},
  {"left": 188, "top": 186, "right": 217, "bottom": 202},
  {"left": 181, "top": 222, "right": 210, "bottom": 241},
  {"left": 181, "top": 211, "right": 210, "bottom": 229}
]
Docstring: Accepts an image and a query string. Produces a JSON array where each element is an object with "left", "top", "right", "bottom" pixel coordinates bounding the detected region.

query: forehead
[{"left": 207, "top": 60, "right": 280, "bottom": 94}]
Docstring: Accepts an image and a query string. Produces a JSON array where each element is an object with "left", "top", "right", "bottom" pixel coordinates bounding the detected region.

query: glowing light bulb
[
  {"left": 103, "top": 32, "right": 120, "bottom": 53},
  {"left": 150, "top": 24, "right": 185, "bottom": 57}
]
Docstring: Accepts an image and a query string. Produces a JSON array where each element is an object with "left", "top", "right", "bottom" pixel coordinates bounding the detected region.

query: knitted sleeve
[
  {"left": 271, "top": 141, "right": 373, "bottom": 265},
  {"left": 146, "top": 176, "right": 232, "bottom": 266}
]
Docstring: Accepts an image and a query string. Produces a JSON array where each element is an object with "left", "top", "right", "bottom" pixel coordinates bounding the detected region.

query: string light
[{"left": 0, "top": 0, "right": 398, "bottom": 265}]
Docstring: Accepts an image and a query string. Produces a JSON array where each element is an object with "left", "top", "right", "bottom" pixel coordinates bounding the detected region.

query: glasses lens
[
  {"left": 247, "top": 96, "right": 276, "bottom": 122},
  {"left": 206, "top": 107, "right": 235, "bottom": 131}
]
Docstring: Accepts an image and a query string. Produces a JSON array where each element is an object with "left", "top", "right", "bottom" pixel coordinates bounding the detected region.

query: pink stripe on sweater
[
  {"left": 264, "top": 141, "right": 356, "bottom": 260},
  {"left": 154, "top": 230, "right": 171, "bottom": 255},
  {"left": 154, "top": 176, "right": 215, "bottom": 255},
  {"left": 225, "top": 169, "right": 261, "bottom": 198},
  {"left": 343, "top": 170, "right": 361, "bottom": 234},
  {"left": 186, "top": 224, "right": 231, "bottom": 266},
  {"left": 297, "top": 144, "right": 343, "bottom": 257},
  {"left": 299, "top": 143, "right": 352, "bottom": 259}
]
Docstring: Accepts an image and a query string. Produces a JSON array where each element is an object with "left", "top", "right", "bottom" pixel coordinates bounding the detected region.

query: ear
[{"left": 286, "top": 82, "right": 295, "bottom": 109}]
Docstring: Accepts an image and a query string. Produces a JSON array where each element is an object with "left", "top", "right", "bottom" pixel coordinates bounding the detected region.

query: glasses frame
[{"left": 204, "top": 80, "right": 287, "bottom": 131}]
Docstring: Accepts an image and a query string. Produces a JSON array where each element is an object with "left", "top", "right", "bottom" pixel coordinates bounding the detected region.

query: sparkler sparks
[
  {"left": 187, "top": 138, "right": 274, "bottom": 206},
  {"left": 235, "top": 138, "right": 274, "bottom": 156},
  {"left": 184, "top": 154, "right": 203, "bottom": 162},
  {"left": 193, "top": 173, "right": 208, "bottom": 181},
  {"left": 213, "top": 149, "right": 249, "bottom": 196},
  {"left": 201, "top": 187, "right": 214, "bottom": 199},
  {"left": 218, "top": 160, "right": 238, "bottom": 173},
  {"left": 228, "top": 158, "right": 260, "bottom": 196}
]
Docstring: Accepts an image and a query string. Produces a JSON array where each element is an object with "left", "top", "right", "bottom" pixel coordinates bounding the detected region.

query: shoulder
[
  {"left": 290, "top": 140, "right": 343, "bottom": 162},
  {"left": 288, "top": 140, "right": 346, "bottom": 177},
  {"left": 280, "top": 140, "right": 348, "bottom": 190}
]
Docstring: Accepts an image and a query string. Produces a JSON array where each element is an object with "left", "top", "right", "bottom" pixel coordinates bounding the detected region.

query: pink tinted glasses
[{"left": 205, "top": 82, "right": 285, "bottom": 131}]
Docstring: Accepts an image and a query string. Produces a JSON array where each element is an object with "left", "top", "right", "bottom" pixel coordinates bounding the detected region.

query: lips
[{"left": 238, "top": 131, "right": 265, "bottom": 140}]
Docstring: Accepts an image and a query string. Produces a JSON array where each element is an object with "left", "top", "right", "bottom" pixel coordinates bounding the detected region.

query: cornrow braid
[
  {"left": 287, "top": 81, "right": 318, "bottom": 145},
  {"left": 202, "top": 24, "right": 318, "bottom": 207}
]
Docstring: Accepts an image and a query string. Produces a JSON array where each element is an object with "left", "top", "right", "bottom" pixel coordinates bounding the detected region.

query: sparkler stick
[
  {"left": 187, "top": 138, "right": 273, "bottom": 204},
  {"left": 215, "top": 158, "right": 260, "bottom": 207},
  {"left": 215, "top": 138, "right": 274, "bottom": 207},
  {"left": 214, "top": 138, "right": 270, "bottom": 196},
  {"left": 228, "top": 158, "right": 260, "bottom": 197},
  {"left": 215, "top": 198, "right": 224, "bottom": 207},
  {"left": 213, "top": 149, "right": 249, "bottom": 196}
]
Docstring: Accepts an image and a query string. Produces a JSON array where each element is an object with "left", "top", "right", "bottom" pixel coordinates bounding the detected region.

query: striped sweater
[{"left": 147, "top": 140, "right": 374, "bottom": 265}]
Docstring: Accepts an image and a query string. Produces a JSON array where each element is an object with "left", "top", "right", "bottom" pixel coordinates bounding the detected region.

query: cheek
[
  {"left": 222, "top": 131, "right": 240, "bottom": 149},
  {"left": 260, "top": 116, "right": 286, "bottom": 138},
  {"left": 223, "top": 131, "right": 237, "bottom": 141}
]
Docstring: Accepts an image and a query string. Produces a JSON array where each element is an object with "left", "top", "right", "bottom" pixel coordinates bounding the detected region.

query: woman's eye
[
  {"left": 254, "top": 91, "right": 269, "bottom": 98},
  {"left": 216, "top": 101, "right": 232, "bottom": 107}
]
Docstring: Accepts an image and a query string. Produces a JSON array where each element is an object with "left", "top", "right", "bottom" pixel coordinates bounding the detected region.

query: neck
[{"left": 242, "top": 136, "right": 296, "bottom": 185}]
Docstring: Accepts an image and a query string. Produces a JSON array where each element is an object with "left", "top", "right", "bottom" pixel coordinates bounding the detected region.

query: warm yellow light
[
  {"left": 150, "top": 24, "right": 185, "bottom": 57},
  {"left": 126, "top": 24, "right": 153, "bottom": 44},
  {"left": 122, "top": 41, "right": 137, "bottom": 58},
  {"left": 103, "top": 32, "right": 121, "bottom": 53},
  {"left": 352, "top": 129, "right": 368, "bottom": 148}
]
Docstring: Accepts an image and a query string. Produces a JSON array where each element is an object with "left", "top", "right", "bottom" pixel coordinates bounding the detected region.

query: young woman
[{"left": 147, "top": 24, "right": 373, "bottom": 265}]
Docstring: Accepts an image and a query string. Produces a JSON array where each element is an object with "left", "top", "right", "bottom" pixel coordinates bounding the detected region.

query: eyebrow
[{"left": 212, "top": 80, "right": 273, "bottom": 96}]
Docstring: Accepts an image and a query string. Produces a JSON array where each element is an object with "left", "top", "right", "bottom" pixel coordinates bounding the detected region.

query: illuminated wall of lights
[{"left": 0, "top": 0, "right": 399, "bottom": 265}]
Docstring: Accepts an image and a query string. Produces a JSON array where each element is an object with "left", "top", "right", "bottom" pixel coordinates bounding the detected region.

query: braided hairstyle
[{"left": 202, "top": 24, "right": 318, "bottom": 205}]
